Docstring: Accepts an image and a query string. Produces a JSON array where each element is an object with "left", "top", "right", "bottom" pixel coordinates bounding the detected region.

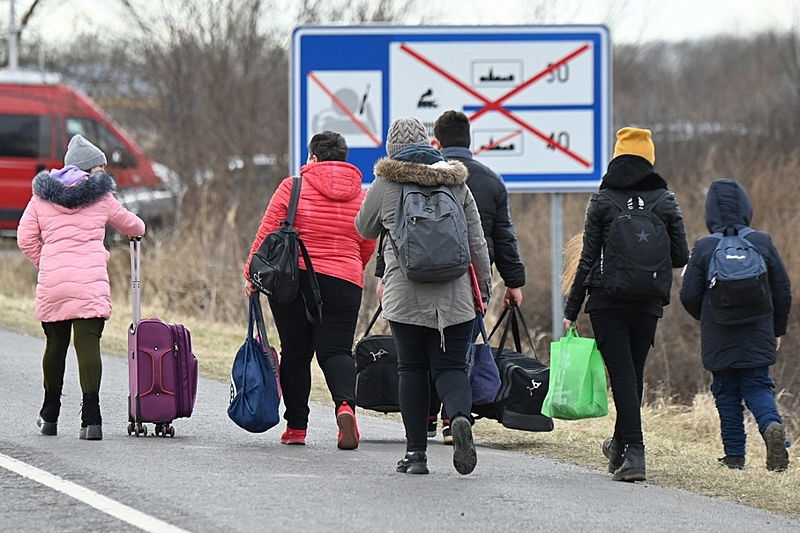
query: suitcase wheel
[
  {"left": 129, "top": 423, "right": 148, "bottom": 437},
  {"left": 154, "top": 423, "right": 175, "bottom": 438}
]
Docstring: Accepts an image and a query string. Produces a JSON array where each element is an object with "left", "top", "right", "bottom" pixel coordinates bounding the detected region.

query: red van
[{"left": 0, "top": 69, "right": 176, "bottom": 234}]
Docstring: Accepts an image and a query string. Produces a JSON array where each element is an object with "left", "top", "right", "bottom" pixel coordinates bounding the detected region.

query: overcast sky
[{"left": 5, "top": 0, "right": 800, "bottom": 46}]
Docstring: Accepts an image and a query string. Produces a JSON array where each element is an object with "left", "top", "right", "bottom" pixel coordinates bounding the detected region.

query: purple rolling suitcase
[{"left": 127, "top": 238, "right": 198, "bottom": 437}]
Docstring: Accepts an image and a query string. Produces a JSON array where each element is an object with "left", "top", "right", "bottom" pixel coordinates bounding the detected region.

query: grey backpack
[{"left": 389, "top": 183, "right": 470, "bottom": 282}]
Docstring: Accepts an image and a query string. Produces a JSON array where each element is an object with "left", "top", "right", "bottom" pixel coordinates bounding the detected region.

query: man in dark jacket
[
  {"left": 426, "top": 110, "right": 527, "bottom": 443},
  {"left": 680, "top": 178, "right": 791, "bottom": 472},
  {"left": 433, "top": 110, "right": 526, "bottom": 306}
]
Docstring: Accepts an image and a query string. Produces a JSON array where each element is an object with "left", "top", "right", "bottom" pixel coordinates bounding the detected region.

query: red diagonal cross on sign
[
  {"left": 399, "top": 43, "right": 591, "bottom": 168},
  {"left": 308, "top": 71, "right": 382, "bottom": 147},
  {"left": 469, "top": 44, "right": 590, "bottom": 122}
]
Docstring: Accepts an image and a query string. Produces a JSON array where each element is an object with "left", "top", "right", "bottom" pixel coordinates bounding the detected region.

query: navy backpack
[{"left": 706, "top": 227, "right": 773, "bottom": 325}]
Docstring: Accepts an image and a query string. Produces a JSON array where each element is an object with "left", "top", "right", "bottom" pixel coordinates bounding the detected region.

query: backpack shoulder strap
[
  {"left": 285, "top": 176, "right": 302, "bottom": 225},
  {"left": 598, "top": 190, "right": 626, "bottom": 213},
  {"left": 643, "top": 190, "right": 671, "bottom": 213},
  {"left": 296, "top": 236, "right": 323, "bottom": 324},
  {"left": 737, "top": 227, "right": 754, "bottom": 239}
]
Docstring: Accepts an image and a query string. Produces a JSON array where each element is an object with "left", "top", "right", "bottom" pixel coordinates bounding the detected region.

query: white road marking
[{"left": 0, "top": 452, "right": 191, "bottom": 533}]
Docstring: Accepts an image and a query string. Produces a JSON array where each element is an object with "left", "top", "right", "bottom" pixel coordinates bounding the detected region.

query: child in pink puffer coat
[{"left": 17, "top": 134, "right": 145, "bottom": 441}]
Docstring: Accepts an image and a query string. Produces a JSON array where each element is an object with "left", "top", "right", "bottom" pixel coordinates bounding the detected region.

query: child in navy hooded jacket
[{"left": 680, "top": 178, "right": 791, "bottom": 471}]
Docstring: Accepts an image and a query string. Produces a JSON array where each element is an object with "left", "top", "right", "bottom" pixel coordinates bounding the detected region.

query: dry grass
[{"left": 1, "top": 286, "right": 797, "bottom": 518}]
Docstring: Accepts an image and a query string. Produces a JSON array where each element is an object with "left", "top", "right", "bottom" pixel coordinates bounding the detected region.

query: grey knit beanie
[
  {"left": 385, "top": 117, "right": 428, "bottom": 156},
  {"left": 64, "top": 134, "right": 107, "bottom": 171}
]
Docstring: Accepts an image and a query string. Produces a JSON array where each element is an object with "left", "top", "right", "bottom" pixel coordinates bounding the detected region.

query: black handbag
[
  {"left": 248, "top": 177, "right": 322, "bottom": 321},
  {"left": 471, "top": 306, "right": 554, "bottom": 432},
  {"left": 353, "top": 306, "right": 400, "bottom": 413}
]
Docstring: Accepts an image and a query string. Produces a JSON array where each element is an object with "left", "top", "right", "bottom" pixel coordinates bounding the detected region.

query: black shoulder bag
[{"left": 248, "top": 177, "right": 323, "bottom": 322}]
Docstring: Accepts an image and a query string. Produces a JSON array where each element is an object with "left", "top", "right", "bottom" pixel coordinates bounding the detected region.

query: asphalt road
[{"left": 1, "top": 328, "right": 798, "bottom": 533}]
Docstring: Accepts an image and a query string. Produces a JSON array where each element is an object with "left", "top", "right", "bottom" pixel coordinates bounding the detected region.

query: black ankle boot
[
  {"left": 396, "top": 452, "right": 429, "bottom": 474},
  {"left": 613, "top": 443, "right": 646, "bottom": 482},
  {"left": 37, "top": 390, "right": 61, "bottom": 436},
  {"left": 602, "top": 436, "right": 624, "bottom": 473},
  {"left": 79, "top": 392, "right": 103, "bottom": 441}
]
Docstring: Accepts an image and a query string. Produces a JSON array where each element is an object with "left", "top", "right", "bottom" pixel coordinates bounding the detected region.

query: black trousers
[
  {"left": 41, "top": 318, "right": 105, "bottom": 394},
  {"left": 269, "top": 272, "right": 362, "bottom": 430},
  {"left": 589, "top": 310, "right": 658, "bottom": 446},
  {"left": 390, "top": 320, "right": 473, "bottom": 453}
]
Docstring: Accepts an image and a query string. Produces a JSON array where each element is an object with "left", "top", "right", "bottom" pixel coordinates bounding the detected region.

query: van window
[
  {"left": 0, "top": 114, "right": 51, "bottom": 158},
  {"left": 65, "top": 117, "right": 137, "bottom": 168}
]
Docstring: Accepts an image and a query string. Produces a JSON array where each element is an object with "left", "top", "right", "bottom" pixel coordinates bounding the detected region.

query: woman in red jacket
[{"left": 245, "top": 131, "right": 376, "bottom": 449}]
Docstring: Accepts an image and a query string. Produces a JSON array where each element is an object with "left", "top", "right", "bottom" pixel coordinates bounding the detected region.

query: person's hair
[
  {"left": 433, "top": 110, "right": 471, "bottom": 148},
  {"left": 561, "top": 233, "right": 584, "bottom": 295},
  {"left": 309, "top": 131, "right": 348, "bottom": 161}
]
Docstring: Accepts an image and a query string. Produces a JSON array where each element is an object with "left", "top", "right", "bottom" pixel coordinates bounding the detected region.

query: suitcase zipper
[{"left": 171, "top": 325, "right": 183, "bottom": 417}]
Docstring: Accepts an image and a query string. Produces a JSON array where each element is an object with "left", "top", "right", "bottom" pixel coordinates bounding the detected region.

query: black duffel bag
[
  {"left": 471, "top": 306, "right": 554, "bottom": 432},
  {"left": 353, "top": 306, "right": 400, "bottom": 413}
]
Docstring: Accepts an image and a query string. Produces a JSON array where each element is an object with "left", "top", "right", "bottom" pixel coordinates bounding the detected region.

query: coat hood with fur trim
[
  {"left": 373, "top": 157, "right": 468, "bottom": 187},
  {"left": 33, "top": 170, "right": 116, "bottom": 209}
]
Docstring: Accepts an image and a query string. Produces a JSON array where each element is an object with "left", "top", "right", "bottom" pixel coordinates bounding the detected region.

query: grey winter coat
[{"left": 355, "top": 155, "right": 492, "bottom": 332}]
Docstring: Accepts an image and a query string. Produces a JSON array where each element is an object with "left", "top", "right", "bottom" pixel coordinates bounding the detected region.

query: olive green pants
[{"left": 41, "top": 318, "right": 105, "bottom": 394}]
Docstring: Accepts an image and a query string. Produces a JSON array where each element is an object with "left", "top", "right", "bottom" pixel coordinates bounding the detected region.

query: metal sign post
[
  {"left": 292, "top": 25, "right": 611, "bottom": 340},
  {"left": 551, "top": 193, "right": 565, "bottom": 340}
]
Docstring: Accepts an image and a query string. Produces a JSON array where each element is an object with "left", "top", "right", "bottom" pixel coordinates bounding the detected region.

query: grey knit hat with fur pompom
[{"left": 386, "top": 117, "right": 428, "bottom": 156}]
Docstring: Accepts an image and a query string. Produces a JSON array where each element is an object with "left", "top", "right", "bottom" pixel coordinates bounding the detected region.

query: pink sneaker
[
  {"left": 336, "top": 402, "right": 360, "bottom": 450},
  {"left": 280, "top": 427, "right": 307, "bottom": 445}
]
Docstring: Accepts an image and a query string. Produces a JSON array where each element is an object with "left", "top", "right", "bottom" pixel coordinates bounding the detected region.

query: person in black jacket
[
  {"left": 563, "top": 127, "right": 689, "bottom": 482},
  {"left": 679, "top": 179, "right": 791, "bottom": 472},
  {"left": 426, "top": 110, "right": 527, "bottom": 443}
]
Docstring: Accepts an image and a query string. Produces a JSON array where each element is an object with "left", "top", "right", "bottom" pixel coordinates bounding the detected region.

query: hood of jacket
[
  {"left": 33, "top": 170, "right": 116, "bottom": 209},
  {"left": 300, "top": 161, "right": 363, "bottom": 201},
  {"left": 704, "top": 178, "right": 752, "bottom": 233},
  {"left": 374, "top": 144, "right": 468, "bottom": 187},
  {"left": 599, "top": 154, "right": 667, "bottom": 191}
]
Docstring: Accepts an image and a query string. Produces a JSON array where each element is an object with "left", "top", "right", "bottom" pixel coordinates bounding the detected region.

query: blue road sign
[{"left": 292, "top": 25, "right": 611, "bottom": 192}]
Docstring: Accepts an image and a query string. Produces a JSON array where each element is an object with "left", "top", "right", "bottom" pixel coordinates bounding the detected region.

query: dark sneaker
[
  {"left": 397, "top": 452, "right": 429, "bottom": 474},
  {"left": 427, "top": 416, "right": 437, "bottom": 438},
  {"left": 602, "top": 436, "right": 624, "bottom": 473},
  {"left": 450, "top": 416, "right": 477, "bottom": 475},
  {"left": 718, "top": 455, "right": 745, "bottom": 470},
  {"left": 764, "top": 422, "right": 789, "bottom": 472},
  {"left": 442, "top": 419, "right": 453, "bottom": 445}
]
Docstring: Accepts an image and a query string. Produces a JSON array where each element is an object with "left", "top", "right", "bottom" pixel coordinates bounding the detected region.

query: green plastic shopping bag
[{"left": 541, "top": 326, "right": 608, "bottom": 420}]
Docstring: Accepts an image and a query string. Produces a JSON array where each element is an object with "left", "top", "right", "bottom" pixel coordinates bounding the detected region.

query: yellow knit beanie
[{"left": 613, "top": 127, "right": 655, "bottom": 165}]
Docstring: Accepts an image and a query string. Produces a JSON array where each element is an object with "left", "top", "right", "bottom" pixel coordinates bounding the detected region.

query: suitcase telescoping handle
[{"left": 129, "top": 237, "right": 142, "bottom": 326}]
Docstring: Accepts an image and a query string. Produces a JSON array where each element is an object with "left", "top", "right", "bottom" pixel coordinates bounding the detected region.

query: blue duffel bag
[{"left": 228, "top": 295, "right": 280, "bottom": 433}]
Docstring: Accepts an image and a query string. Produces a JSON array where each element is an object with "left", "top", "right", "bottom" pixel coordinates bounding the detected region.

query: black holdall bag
[
  {"left": 248, "top": 176, "right": 322, "bottom": 322},
  {"left": 353, "top": 306, "right": 400, "bottom": 413},
  {"left": 471, "top": 305, "right": 554, "bottom": 433}
]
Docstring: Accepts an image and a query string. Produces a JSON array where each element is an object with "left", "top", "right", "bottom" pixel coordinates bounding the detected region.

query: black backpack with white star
[{"left": 599, "top": 190, "right": 672, "bottom": 302}]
